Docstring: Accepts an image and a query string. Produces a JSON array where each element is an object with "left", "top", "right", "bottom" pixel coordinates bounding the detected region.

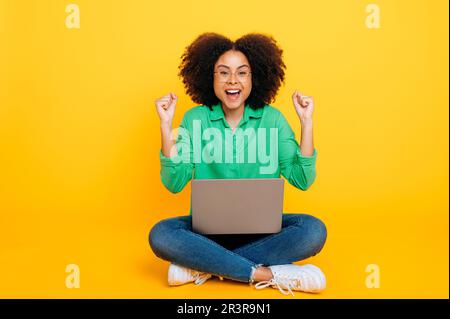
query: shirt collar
[{"left": 209, "top": 102, "right": 263, "bottom": 123}]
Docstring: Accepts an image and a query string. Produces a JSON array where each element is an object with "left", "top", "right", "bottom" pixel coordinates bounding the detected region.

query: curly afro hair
[{"left": 178, "top": 32, "right": 286, "bottom": 109}]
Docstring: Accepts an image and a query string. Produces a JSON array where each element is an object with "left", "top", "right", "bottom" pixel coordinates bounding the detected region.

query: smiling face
[{"left": 213, "top": 50, "right": 252, "bottom": 111}]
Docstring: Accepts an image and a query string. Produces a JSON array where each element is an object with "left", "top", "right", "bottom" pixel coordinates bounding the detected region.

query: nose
[{"left": 227, "top": 73, "right": 239, "bottom": 84}]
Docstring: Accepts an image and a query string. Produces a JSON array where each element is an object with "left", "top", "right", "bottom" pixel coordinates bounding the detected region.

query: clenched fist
[
  {"left": 292, "top": 91, "right": 314, "bottom": 125},
  {"left": 155, "top": 92, "right": 178, "bottom": 125}
]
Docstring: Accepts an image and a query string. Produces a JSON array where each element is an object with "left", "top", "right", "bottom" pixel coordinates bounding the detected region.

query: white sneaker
[
  {"left": 254, "top": 264, "right": 326, "bottom": 296},
  {"left": 168, "top": 263, "right": 213, "bottom": 286}
]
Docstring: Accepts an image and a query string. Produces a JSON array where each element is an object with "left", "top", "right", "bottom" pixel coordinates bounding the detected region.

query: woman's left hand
[{"left": 292, "top": 91, "right": 314, "bottom": 125}]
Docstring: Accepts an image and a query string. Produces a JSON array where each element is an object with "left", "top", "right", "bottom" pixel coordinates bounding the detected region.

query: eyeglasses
[{"left": 214, "top": 68, "right": 252, "bottom": 82}]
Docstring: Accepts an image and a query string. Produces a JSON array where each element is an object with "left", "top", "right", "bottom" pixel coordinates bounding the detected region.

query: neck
[{"left": 222, "top": 103, "right": 245, "bottom": 122}]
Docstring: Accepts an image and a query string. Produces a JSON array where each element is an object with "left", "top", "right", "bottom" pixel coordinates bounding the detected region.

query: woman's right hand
[{"left": 155, "top": 92, "right": 178, "bottom": 126}]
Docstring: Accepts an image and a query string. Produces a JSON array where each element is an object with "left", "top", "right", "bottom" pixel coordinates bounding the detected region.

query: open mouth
[{"left": 225, "top": 89, "right": 241, "bottom": 101}]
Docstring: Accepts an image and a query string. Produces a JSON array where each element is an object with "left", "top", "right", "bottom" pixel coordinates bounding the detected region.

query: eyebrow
[{"left": 216, "top": 64, "right": 250, "bottom": 69}]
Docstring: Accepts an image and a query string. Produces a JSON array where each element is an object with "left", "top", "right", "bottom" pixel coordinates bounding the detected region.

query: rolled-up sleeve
[
  {"left": 277, "top": 112, "right": 317, "bottom": 190},
  {"left": 159, "top": 117, "right": 194, "bottom": 193}
]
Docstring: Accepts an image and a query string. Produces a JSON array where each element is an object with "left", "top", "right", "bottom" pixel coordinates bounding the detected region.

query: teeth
[{"left": 226, "top": 90, "right": 240, "bottom": 93}]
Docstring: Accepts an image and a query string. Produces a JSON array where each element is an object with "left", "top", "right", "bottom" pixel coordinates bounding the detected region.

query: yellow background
[{"left": 0, "top": 0, "right": 448, "bottom": 298}]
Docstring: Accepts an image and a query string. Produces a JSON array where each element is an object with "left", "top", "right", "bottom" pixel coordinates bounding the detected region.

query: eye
[{"left": 220, "top": 71, "right": 229, "bottom": 75}]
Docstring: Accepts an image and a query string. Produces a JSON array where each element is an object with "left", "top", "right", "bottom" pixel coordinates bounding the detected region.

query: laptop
[{"left": 191, "top": 178, "right": 284, "bottom": 235}]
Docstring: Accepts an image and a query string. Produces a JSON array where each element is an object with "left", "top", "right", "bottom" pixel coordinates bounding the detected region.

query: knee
[
  {"left": 299, "top": 214, "right": 328, "bottom": 255},
  {"left": 308, "top": 215, "right": 327, "bottom": 254},
  {"left": 148, "top": 218, "right": 177, "bottom": 258},
  {"left": 148, "top": 216, "right": 190, "bottom": 258},
  {"left": 148, "top": 220, "right": 168, "bottom": 257}
]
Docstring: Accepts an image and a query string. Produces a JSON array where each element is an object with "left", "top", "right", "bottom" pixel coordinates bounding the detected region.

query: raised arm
[
  {"left": 278, "top": 91, "right": 318, "bottom": 190},
  {"left": 155, "top": 93, "right": 194, "bottom": 193}
]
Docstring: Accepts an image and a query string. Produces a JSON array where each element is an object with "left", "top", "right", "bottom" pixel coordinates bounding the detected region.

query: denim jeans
[{"left": 149, "top": 213, "right": 327, "bottom": 283}]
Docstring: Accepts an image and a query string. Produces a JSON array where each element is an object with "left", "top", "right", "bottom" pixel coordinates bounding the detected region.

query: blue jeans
[{"left": 148, "top": 214, "right": 327, "bottom": 283}]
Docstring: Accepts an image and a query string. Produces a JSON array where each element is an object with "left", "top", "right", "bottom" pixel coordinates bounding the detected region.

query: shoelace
[
  {"left": 254, "top": 276, "right": 301, "bottom": 296},
  {"left": 192, "top": 272, "right": 212, "bottom": 285}
]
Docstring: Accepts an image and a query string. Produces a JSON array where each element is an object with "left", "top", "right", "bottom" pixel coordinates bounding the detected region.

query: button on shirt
[{"left": 159, "top": 103, "right": 318, "bottom": 207}]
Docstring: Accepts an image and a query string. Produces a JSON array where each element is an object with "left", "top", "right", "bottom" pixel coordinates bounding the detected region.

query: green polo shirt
[{"left": 160, "top": 103, "right": 317, "bottom": 210}]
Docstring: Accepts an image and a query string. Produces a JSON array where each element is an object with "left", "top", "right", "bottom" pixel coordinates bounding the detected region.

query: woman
[{"left": 149, "top": 33, "right": 327, "bottom": 296}]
